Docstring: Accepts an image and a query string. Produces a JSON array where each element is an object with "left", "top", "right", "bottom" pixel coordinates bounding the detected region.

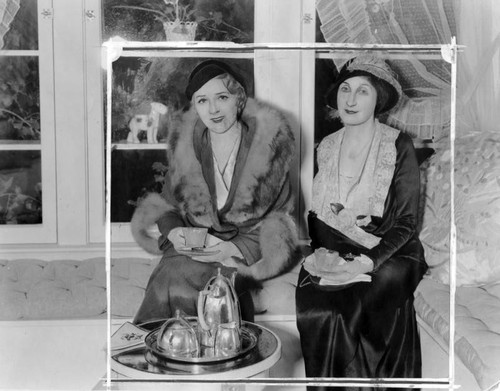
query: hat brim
[
  {"left": 325, "top": 70, "right": 400, "bottom": 115},
  {"left": 185, "top": 60, "right": 246, "bottom": 101}
]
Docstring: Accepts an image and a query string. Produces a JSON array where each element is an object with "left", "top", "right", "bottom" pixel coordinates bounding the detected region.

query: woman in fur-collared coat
[{"left": 131, "top": 60, "right": 298, "bottom": 325}]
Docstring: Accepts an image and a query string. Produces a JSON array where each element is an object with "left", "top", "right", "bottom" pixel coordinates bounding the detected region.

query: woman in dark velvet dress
[
  {"left": 130, "top": 60, "right": 298, "bottom": 325},
  {"left": 295, "top": 55, "right": 428, "bottom": 390}
]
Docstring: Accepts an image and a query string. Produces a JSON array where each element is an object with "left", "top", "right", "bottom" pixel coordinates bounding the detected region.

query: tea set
[{"left": 144, "top": 267, "right": 257, "bottom": 364}]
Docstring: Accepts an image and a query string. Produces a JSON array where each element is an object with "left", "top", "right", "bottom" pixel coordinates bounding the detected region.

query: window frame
[
  {"left": 0, "top": 0, "right": 57, "bottom": 244},
  {"left": 87, "top": 0, "right": 309, "bottom": 245}
]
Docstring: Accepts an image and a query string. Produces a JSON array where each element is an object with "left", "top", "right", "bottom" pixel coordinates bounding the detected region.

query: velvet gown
[{"left": 296, "top": 130, "right": 428, "bottom": 391}]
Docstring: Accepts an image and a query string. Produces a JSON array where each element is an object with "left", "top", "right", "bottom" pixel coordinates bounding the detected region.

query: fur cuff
[
  {"left": 130, "top": 193, "right": 174, "bottom": 254},
  {"left": 132, "top": 195, "right": 300, "bottom": 280},
  {"left": 235, "top": 212, "right": 299, "bottom": 281}
]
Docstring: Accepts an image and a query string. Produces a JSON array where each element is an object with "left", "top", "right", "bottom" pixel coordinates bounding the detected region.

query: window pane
[
  {"left": 1, "top": 0, "right": 38, "bottom": 50},
  {"left": 112, "top": 57, "right": 254, "bottom": 143},
  {"left": 315, "top": 58, "right": 340, "bottom": 147},
  {"left": 0, "top": 150, "right": 42, "bottom": 224},
  {"left": 103, "top": 0, "right": 254, "bottom": 43},
  {"left": 0, "top": 56, "right": 40, "bottom": 141},
  {"left": 111, "top": 149, "right": 167, "bottom": 223}
]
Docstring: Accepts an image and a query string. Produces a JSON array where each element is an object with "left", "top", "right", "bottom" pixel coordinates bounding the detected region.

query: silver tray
[{"left": 144, "top": 319, "right": 258, "bottom": 364}]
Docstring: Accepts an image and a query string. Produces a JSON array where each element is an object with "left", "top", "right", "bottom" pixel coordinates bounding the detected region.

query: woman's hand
[
  {"left": 325, "top": 254, "right": 374, "bottom": 283},
  {"left": 205, "top": 233, "right": 223, "bottom": 247},
  {"left": 191, "top": 241, "right": 243, "bottom": 265},
  {"left": 336, "top": 208, "right": 357, "bottom": 230},
  {"left": 167, "top": 227, "right": 185, "bottom": 251}
]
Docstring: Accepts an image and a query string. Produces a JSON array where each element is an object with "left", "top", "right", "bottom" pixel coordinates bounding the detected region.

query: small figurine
[{"left": 127, "top": 102, "right": 168, "bottom": 144}]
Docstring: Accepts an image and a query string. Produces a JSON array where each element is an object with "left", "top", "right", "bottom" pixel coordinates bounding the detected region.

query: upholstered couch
[
  {"left": 0, "top": 255, "right": 305, "bottom": 385},
  {"left": 0, "top": 256, "right": 299, "bottom": 321},
  {"left": 2, "top": 253, "right": 499, "bottom": 390},
  {"left": 413, "top": 131, "right": 500, "bottom": 391}
]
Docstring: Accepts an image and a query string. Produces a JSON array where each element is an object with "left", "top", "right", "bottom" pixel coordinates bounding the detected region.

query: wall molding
[
  {"left": 0, "top": 239, "right": 311, "bottom": 261},
  {"left": 0, "top": 243, "right": 152, "bottom": 260}
]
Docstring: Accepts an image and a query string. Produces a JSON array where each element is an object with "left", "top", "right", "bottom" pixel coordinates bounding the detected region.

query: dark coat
[
  {"left": 131, "top": 98, "right": 299, "bottom": 324},
  {"left": 309, "top": 131, "right": 426, "bottom": 270},
  {"left": 297, "top": 131, "right": 428, "bottom": 386},
  {"left": 131, "top": 98, "right": 299, "bottom": 280}
]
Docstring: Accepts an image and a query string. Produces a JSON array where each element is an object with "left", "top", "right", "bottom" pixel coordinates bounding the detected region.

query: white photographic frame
[{"left": 103, "top": 38, "right": 459, "bottom": 390}]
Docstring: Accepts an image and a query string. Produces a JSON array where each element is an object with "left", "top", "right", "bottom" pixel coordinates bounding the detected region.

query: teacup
[
  {"left": 183, "top": 227, "right": 208, "bottom": 248},
  {"left": 314, "top": 247, "right": 341, "bottom": 271}
]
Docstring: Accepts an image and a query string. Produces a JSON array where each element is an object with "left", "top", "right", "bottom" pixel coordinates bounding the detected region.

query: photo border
[{"left": 103, "top": 39, "right": 460, "bottom": 390}]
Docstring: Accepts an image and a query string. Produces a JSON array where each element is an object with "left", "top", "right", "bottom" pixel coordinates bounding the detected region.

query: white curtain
[
  {"left": 0, "top": 0, "right": 20, "bottom": 49},
  {"left": 456, "top": 0, "right": 500, "bottom": 135},
  {"left": 316, "top": 0, "right": 500, "bottom": 139}
]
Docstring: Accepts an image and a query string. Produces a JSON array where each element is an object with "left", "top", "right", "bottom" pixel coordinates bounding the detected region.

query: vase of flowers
[
  {"left": 163, "top": 20, "right": 197, "bottom": 41},
  {"left": 114, "top": 0, "right": 198, "bottom": 41},
  {"left": 161, "top": 0, "right": 198, "bottom": 41}
]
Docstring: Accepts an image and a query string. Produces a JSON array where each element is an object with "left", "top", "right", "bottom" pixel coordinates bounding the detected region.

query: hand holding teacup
[
  {"left": 167, "top": 227, "right": 186, "bottom": 251},
  {"left": 183, "top": 227, "right": 208, "bottom": 249},
  {"left": 304, "top": 248, "right": 374, "bottom": 282},
  {"left": 313, "top": 247, "right": 342, "bottom": 272},
  {"left": 303, "top": 247, "right": 343, "bottom": 277},
  {"left": 168, "top": 227, "right": 209, "bottom": 251},
  {"left": 191, "top": 241, "right": 243, "bottom": 264},
  {"left": 325, "top": 254, "right": 375, "bottom": 283}
]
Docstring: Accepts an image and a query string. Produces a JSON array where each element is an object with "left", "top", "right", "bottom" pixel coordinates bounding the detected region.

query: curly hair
[{"left": 215, "top": 73, "right": 248, "bottom": 117}]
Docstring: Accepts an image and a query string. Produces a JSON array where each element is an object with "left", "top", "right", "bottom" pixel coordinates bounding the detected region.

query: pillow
[{"left": 419, "top": 131, "right": 500, "bottom": 286}]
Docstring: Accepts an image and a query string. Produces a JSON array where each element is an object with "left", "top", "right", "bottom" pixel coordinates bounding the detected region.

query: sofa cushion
[
  {"left": 0, "top": 256, "right": 300, "bottom": 320},
  {"left": 419, "top": 131, "right": 500, "bottom": 286},
  {"left": 111, "top": 257, "right": 161, "bottom": 317},
  {"left": 0, "top": 258, "right": 107, "bottom": 320},
  {"left": 255, "top": 263, "right": 300, "bottom": 316},
  {"left": 0, "top": 257, "right": 159, "bottom": 320},
  {"left": 414, "top": 277, "right": 500, "bottom": 390}
]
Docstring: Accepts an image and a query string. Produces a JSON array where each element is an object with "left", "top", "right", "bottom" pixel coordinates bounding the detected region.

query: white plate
[
  {"left": 303, "top": 255, "right": 371, "bottom": 286},
  {"left": 303, "top": 254, "right": 345, "bottom": 278}
]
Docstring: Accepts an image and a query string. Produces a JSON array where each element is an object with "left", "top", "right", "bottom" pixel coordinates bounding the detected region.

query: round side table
[{"left": 106, "top": 320, "right": 281, "bottom": 389}]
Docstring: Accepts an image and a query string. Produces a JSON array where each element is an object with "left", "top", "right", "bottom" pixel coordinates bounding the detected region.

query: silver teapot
[{"left": 197, "top": 268, "right": 241, "bottom": 348}]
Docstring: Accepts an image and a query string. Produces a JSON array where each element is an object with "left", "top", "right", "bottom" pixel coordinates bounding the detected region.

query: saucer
[
  {"left": 177, "top": 247, "right": 221, "bottom": 256},
  {"left": 303, "top": 256, "right": 371, "bottom": 287}
]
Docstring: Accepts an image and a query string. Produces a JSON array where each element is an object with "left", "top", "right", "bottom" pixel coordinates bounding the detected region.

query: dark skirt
[
  {"left": 133, "top": 247, "right": 255, "bottom": 325},
  {"left": 295, "top": 214, "right": 427, "bottom": 391}
]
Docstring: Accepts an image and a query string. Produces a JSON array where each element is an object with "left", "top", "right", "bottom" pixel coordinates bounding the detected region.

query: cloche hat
[
  {"left": 325, "top": 55, "right": 402, "bottom": 115},
  {"left": 185, "top": 60, "right": 246, "bottom": 101}
]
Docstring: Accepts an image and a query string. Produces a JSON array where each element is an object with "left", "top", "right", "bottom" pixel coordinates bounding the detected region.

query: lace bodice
[{"left": 312, "top": 121, "right": 399, "bottom": 248}]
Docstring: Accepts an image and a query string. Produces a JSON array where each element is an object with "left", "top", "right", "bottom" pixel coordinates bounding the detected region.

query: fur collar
[{"left": 167, "top": 98, "right": 295, "bottom": 227}]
